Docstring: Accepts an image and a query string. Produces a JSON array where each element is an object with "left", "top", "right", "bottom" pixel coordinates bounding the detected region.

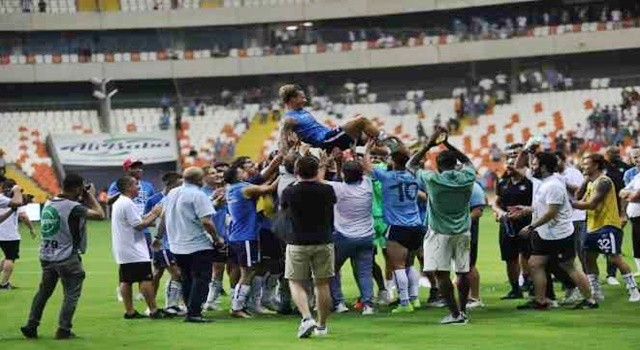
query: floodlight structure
[{"left": 91, "top": 78, "right": 118, "bottom": 133}]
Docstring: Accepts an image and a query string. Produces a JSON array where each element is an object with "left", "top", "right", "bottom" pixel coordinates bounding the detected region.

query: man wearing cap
[{"left": 108, "top": 157, "right": 157, "bottom": 301}]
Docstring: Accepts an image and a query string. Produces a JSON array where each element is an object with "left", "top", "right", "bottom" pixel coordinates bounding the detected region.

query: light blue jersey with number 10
[{"left": 371, "top": 168, "right": 422, "bottom": 227}]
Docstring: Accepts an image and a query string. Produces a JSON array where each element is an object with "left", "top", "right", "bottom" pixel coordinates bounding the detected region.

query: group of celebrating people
[{"left": 5, "top": 84, "right": 640, "bottom": 341}]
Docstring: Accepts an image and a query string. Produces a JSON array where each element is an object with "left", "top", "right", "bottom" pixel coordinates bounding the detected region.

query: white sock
[
  {"left": 165, "top": 280, "right": 181, "bottom": 308},
  {"left": 206, "top": 280, "right": 222, "bottom": 304},
  {"left": 635, "top": 258, "right": 640, "bottom": 272},
  {"left": 206, "top": 281, "right": 216, "bottom": 303},
  {"left": 232, "top": 284, "right": 251, "bottom": 311},
  {"left": 406, "top": 267, "right": 420, "bottom": 300},
  {"left": 386, "top": 278, "right": 396, "bottom": 290},
  {"left": 263, "top": 274, "right": 279, "bottom": 304},
  {"left": 247, "top": 276, "right": 264, "bottom": 308},
  {"left": 622, "top": 273, "right": 638, "bottom": 290},
  {"left": 588, "top": 274, "right": 601, "bottom": 293},
  {"left": 393, "top": 269, "right": 409, "bottom": 305}
]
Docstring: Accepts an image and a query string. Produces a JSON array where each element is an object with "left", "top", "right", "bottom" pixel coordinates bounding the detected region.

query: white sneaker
[
  {"left": 252, "top": 305, "right": 277, "bottom": 315},
  {"left": 297, "top": 318, "right": 317, "bottom": 338},
  {"left": 561, "top": 288, "right": 582, "bottom": 305},
  {"left": 362, "top": 305, "right": 375, "bottom": 315},
  {"left": 313, "top": 326, "right": 328, "bottom": 336},
  {"left": 144, "top": 307, "right": 151, "bottom": 316},
  {"left": 116, "top": 287, "right": 123, "bottom": 302},
  {"left": 466, "top": 299, "right": 485, "bottom": 309},
  {"left": 594, "top": 289, "right": 605, "bottom": 301},
  {"left": 440, "top": 313, "right": 467, "bottom": 325},
  {"left": 429, "top": 298, "right": 447, "bottom": 308},
  {"left": 334, "top": 302, "right": 349, "bottom": 313},
  {"left": 606, "top": 276, "right": 620, "bottom": 286},
  {"left": 549, "top": 300, "right": 560, "bottom": 308},
  {"left": 165, "top": 305, "right": 186, "bottom": 316},
  {"left": 204, "top": 301, "right": 220, "bottom": 311},
  {"left": 376, "top": 290, "right": 390, "bottom": 306},
  {"left": 628, "top": 288, "right": 640, "bottom": 302}
]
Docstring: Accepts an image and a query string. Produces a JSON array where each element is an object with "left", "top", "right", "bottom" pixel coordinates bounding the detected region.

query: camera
[
  {"left": 83, "top": 182, "right": 95, "bottom": 193},
  {"left": 2, "top": 188, "right": 33, "bottom": 206}
]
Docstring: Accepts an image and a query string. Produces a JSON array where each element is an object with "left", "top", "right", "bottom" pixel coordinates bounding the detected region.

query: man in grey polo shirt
[
  {"left": 21, "top": 174, "right": 105, "bottom": 339},
  {"left": 158, "top": 167, "right": 224, "bottom": 323}
]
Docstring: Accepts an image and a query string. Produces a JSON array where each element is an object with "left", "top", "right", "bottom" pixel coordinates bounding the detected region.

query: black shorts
[
  {"left": 321, "top": 127, "right": 355, "bottom": 151},
  {"left": 260, "top": 229, "right": 283, "bottom": 262},
  {"left": 152, "top": 249, "right": 175, "bottom": 270},
  {"left": 386, "top": 225, "right": 426, "bottom": 251},
  {"left": 470, "top": 219, "right": 479, "bottom": 267},
  {"left": 230, "top": 240, "right": 261, "bottom": 267},
  {"left": 0, "top": 240, "right": 20, "bottom": 260},
  {"left": 499, "top": 222, "right": 531, "bottom": 261},
  {"left": 119, "top": 262, "right": 153, "bottom": 284},
  {"left": 530, "top": 232, "right": 576, "bottom": 263},
  {"left": 211, "top": 243, "right": 229, "bottom": 264}
]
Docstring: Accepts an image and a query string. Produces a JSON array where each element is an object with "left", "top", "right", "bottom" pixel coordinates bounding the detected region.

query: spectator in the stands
[
  {"left": 259, "top": 104, "right": 269, "bottom": 124},
  {"left": 37, "top": 0, "right": 46, "bottom": 13},
  {"left": 174, "top": 102, "right": 183, "bottom": 131},
  {"left": 22, "top": 0, "right": 31, "bottom": 12},
  {"left": 357, "top": 82, "right": 369, "bottom": 103},
  {"left": 344, "top": 80, "right": 356, "bottom": 104},
  {"left": 416, "top": 122, "right": 427, "bottom": 143},
  {"left": 516, "top": 14, "right": 527, "bottom": 36},
  {"left": 159, "top": 113, "right": 170, "bottom": 130},
  {"left": 161, "top": 95, "right": 170, "bottom": 115},
  {"left": 490, "top": 143, "right": 502, "bottom": 162},
  {"left": 188, "top": 100, "right": 197, "bottom": 117},
  {"left": 221, "top": 88, "right": 232, "bottom": 106},
  {"left": 447, "top": 117, "right": 460, "bottom": 134}
]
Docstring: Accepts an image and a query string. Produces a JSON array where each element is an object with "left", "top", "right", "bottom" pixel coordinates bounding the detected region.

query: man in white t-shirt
[
  {"left": 620, "top": 172, "right": 640, "bottom": 275},
  {"left": 509, "top": 152, "right": 596, "bottom": 310},
  {"left": 0, "top": 183, "right": 34, "bottom": 289},
  {"left": 111, "top": 176, "right": 167, "bottom": 319},
  {"left": 556, "top": 152, "right": 589, "bottom": 303},
  {"left": 327, "top": 160, "right": 375, "bottom": 315}
]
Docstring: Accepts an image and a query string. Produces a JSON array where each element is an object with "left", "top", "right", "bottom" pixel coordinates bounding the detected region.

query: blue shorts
[
  {"left": 152, "top": 249, "right": 175, "bottom": 269},
  {"left": 584, "top": 226, "right": 623, "bottom": 256},
  {"left": 230, "top": 240, "right": 261, "bottom": 267},
  {"left": 321, "top": 127, "right": 355, "bottom": 151}
]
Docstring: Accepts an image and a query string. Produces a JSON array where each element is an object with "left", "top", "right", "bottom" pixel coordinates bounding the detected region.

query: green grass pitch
[{"left": 1, "top": 214, "right": 640, "bottom": 350}]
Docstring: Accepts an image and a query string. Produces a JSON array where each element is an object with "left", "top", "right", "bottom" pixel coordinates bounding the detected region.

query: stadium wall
[
  {"left": 1, "top": 28, "right": 639, "bottom": 83},
  {"left": 0, "top": 0, "right": 535, "bottom": 31}
]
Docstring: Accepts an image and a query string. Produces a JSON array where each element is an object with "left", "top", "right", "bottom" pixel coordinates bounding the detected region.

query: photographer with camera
[
  {"left": 0, "top": 179, "right": 35, "bottom": 290},
  {"left": 21, "top": 173, "right": 105, "bottom": 340}
]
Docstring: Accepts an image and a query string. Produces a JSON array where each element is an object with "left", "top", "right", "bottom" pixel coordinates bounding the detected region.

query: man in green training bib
[{"left": 21, "top": 174, "right": 105, "bottom": 340}]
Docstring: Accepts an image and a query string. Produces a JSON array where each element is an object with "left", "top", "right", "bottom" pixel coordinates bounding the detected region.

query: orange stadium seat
[{"left": 534, "top": 102, "right": 543, "bottom": 113}]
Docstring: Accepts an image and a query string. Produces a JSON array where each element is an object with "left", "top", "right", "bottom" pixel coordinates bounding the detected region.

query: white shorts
[{"left": 423, "top": 230, "right": 471, "bottom": 273}]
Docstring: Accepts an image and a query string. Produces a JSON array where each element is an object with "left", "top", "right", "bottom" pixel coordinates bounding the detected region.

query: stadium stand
[
  {"left": 0, "top": 0, "right": 77, "bottom": 14},
  {"left": 111, "top": 105, "right": 258, "bottom": 166},
  {"left": 0, "top": 110, "right": 99, "bottom": 194},
  {"left": 2, "top": 8, "right": 638, "bottom": 66}
]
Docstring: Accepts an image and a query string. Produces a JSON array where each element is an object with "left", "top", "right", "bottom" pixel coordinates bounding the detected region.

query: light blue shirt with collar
[{"left": 163, "top": 183, "right": 216, "bottom": 255}]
